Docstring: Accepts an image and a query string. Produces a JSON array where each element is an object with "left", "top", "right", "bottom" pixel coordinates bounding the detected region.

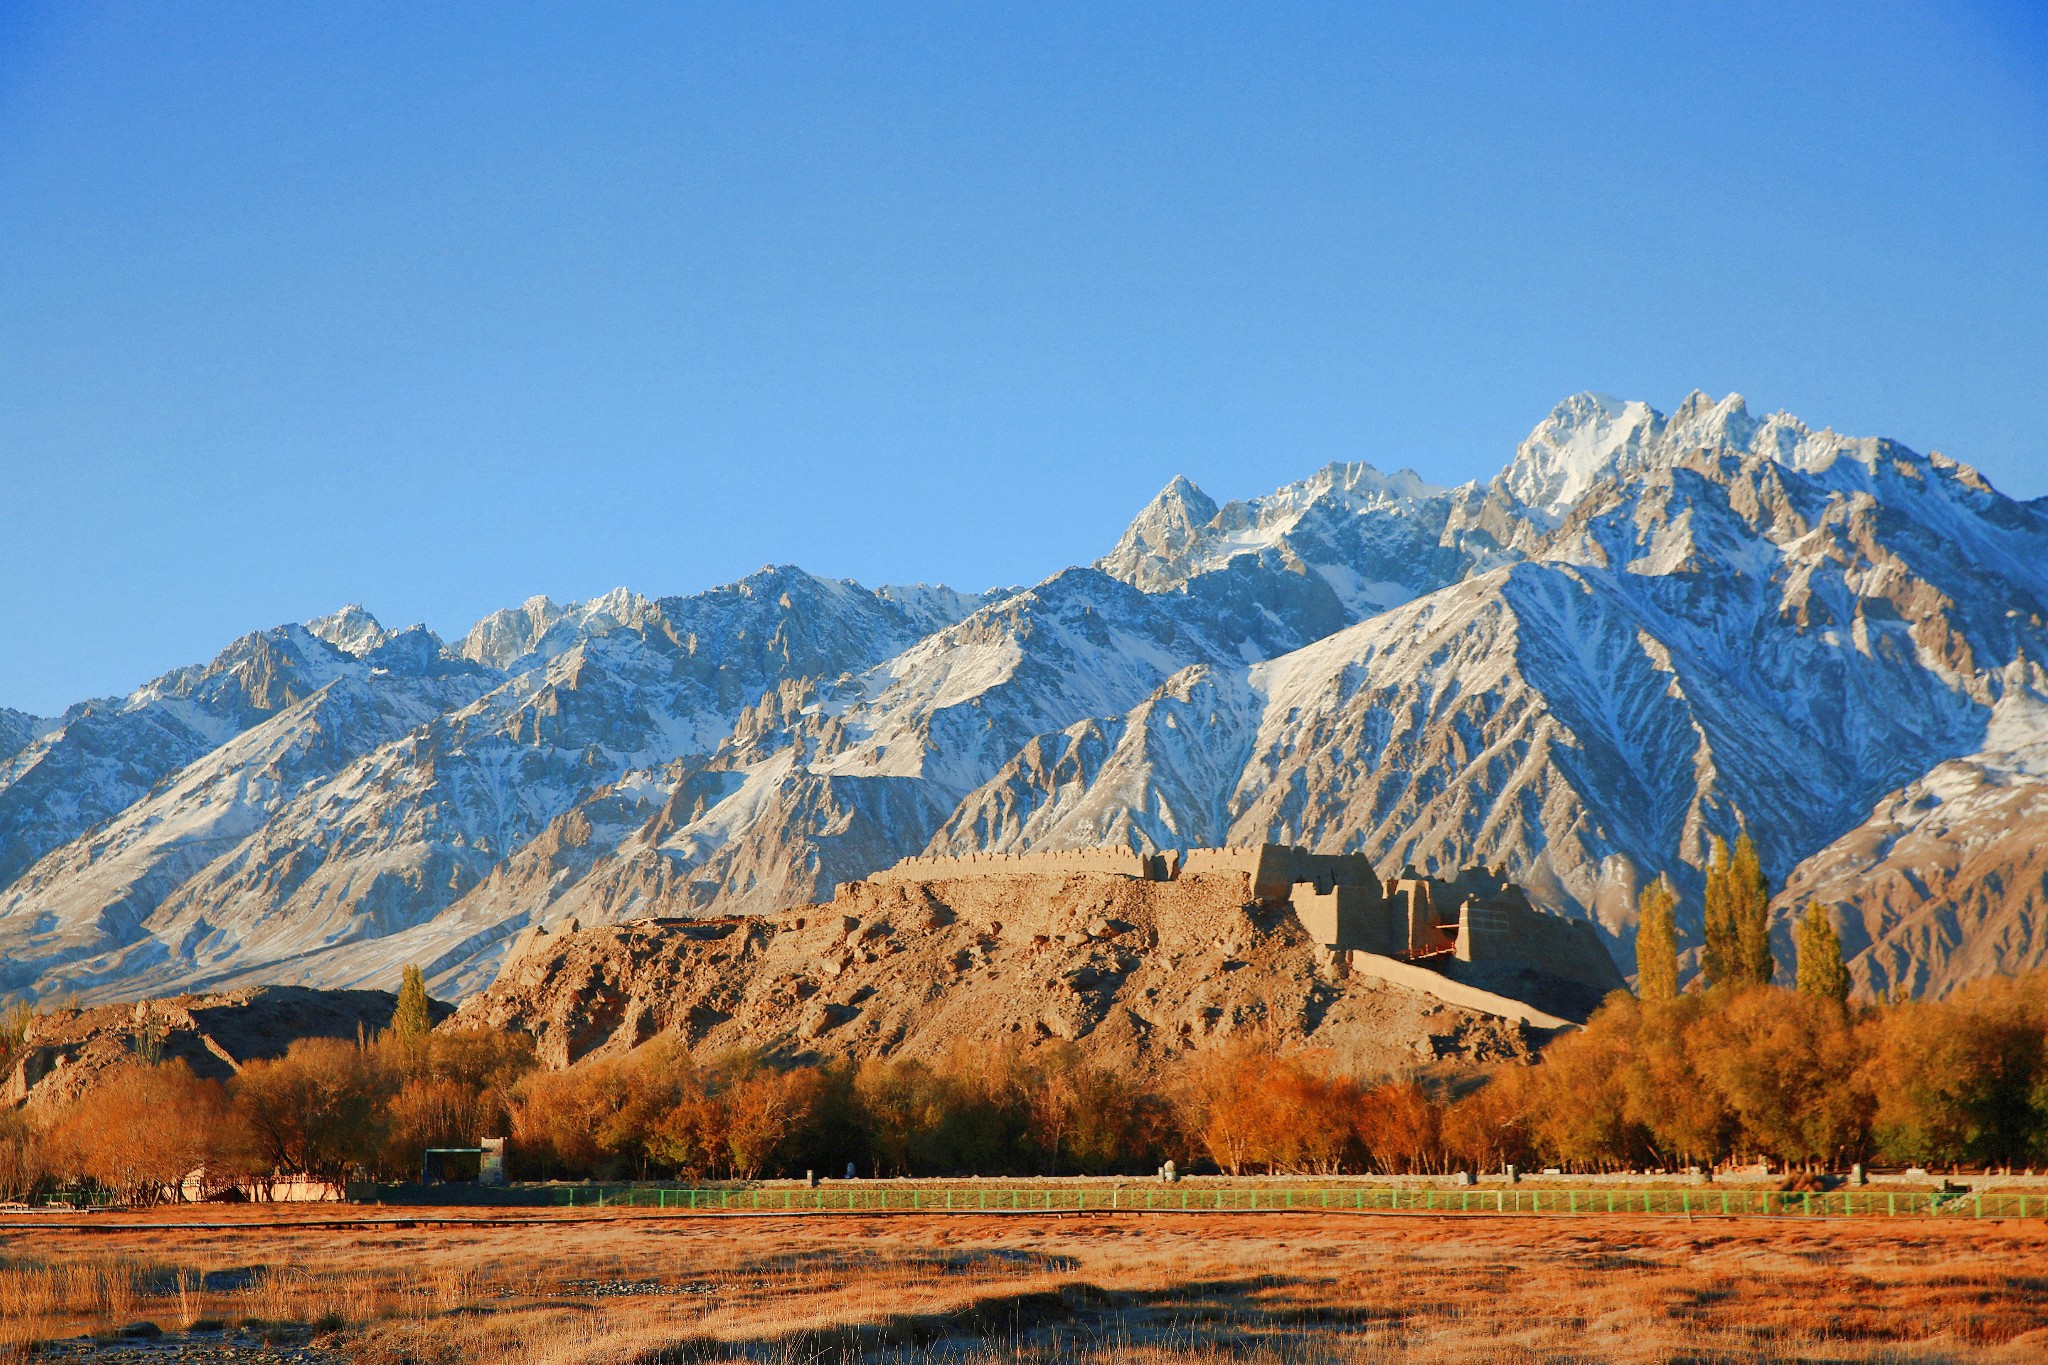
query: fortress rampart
[
  {"left": 864, "top": 846, "right": 1170, "bottom": 885},
  {"left": 854, "top": 843, "right": 1624, "bottom": 1012},
  {"left": 860, "top": 843, "right": 1378, "bottom": 902}
]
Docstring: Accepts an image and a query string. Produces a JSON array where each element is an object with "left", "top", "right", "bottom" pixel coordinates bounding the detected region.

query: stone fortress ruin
[{"left": 860, "top": 843, "right": 1625, "bottom": 1024}]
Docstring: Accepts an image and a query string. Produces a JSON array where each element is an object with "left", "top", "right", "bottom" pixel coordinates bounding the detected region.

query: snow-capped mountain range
[{"left": 5, "top": 391, "right": 2044, "bottom": 1004}]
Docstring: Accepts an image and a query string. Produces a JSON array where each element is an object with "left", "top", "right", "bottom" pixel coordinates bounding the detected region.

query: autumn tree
[
  {"left": 1621, "top": 994, "right": 1734, "bottom": 1169},
  {"left": 510, "top": 1037, "right": 692, "bottom": 1179},
  {"left": 0, "top": 1109, "right": 43, "bottom": 1204},
  {"left": 231, "top": 1036, "right": 392, "bottom": 1189},
  {"left": 851, "top": 1056, "right": 956, "bottom": 1176},
  {"left": 1529, "top": 994, "right": 1650, "bottom": 1169},
  {"left": 1863, "top": 976, "right": 2048, "bottom": 1169},
  {"left": 45, "top": 1061, "right": 235, "bottom": 1205},
  {"left": 1688, "top": 988, "right": 1870, "bottom": 1170},
  {"left": 1795, "top": 901, "right": 1851, "bottom": 1004},
  {"left": 721, "top": 1065, "right": 829, "bottom": 1179},
  {"left": 372, "top": 1025, "right": 536, "bottom": 1176},
  {"left": 1441, "top": 1067, "right": 1537, "bottom": 1174},
  {"left": 1635, "top": 874, "right": 1680, "bottom": 1002},
  {"left": 1015, "top": 1042, "right": 1172, "bottom": 1175},
  {"left": 1355, "top": 1081, "right": 1445, "bottom": 1174}
]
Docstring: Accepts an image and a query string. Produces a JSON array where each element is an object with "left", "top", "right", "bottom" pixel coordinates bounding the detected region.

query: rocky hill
[
  {"left": 450, "top": 869, "right": 1551, "bottom": 1079},
  {"left": 2, "top": 985, "right": 439, "bottom": 1111},
  {"left": 3, "top": 390, "right": 2044, "bottom": 1003}
]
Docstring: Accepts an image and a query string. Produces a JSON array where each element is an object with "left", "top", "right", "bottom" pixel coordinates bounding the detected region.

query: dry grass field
[{"left": 4, "top": 1208, "right": 2048, "bottom": 1364}]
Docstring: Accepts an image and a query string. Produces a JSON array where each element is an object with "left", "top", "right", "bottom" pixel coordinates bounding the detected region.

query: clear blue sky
[{"left": 2, "top": 2, "right": 2044, "bottom": 715}]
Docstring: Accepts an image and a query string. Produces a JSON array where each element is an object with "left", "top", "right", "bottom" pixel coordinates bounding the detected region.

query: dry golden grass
[{"left": 4, "top": 1208, "right": 2047, "bottom": 1363}]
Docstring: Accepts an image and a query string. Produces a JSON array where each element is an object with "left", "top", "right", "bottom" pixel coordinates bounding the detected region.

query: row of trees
[
  {"left": 6, "top": 969, "right": 2046, "bottom": 1202},
  {"left": 1635, "top": 833, "right": 1852, "bottom": 1000}
]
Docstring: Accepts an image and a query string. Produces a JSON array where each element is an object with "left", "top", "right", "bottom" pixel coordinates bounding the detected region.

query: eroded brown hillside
[{"left": 453, "top": 871, "right": 1552, "bottom": 1077}]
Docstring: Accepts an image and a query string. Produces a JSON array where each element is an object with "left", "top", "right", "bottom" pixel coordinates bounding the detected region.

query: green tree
[
  {"left": 1702, "top": 837, "right": 1735, "bottom": 988},
  {"left": 1732, "top": 835, "right": 1775, "bottom": 988},
  {"left": 1635, "top": 875, "right": 1680, "bottom": 1002},
  {"left": 392, "top": 964, "right": 432, "bottom": 1042},
  {"left": 1703, "top": 834, "right": 1773, "bottom": 988},
  {"left": 1795, "top": 901, "right": 1851, "bottom": 1004}
]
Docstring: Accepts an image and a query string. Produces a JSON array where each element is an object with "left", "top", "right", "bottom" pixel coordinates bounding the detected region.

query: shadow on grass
[{"left": 635, "top": 1274, "right": 1407, "bottom": 1363}]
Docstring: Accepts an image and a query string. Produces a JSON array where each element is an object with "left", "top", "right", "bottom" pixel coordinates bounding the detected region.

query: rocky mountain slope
[{"left": 3, "top": 390, "right": 2043, "bottom": 1003}]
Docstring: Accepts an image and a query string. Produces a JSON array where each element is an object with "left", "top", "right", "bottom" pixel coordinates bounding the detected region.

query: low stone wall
[{"left": 1344, "top": 951, "right": 1575, "bottom": 1031}]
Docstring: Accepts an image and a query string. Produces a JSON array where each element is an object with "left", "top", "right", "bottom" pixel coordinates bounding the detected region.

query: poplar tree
[
  {"left": 1795, "top": 901, "right": 1851, "bottom": 1004},
  {"left": 392, "top": 964, "right": 432, "bottom": 1041},
  {"left": 1702, "top": 836, "right": 1737, "bottom": 988},
  {"left": 1703, "top": 833, "right": 1775, "bottom": 988},
  {"left": 1635, "top": 875, "right": 1680, "bottom": 1003},
  {"left": 1730, "top": 834, "right": 1775, "bottom": 988}
]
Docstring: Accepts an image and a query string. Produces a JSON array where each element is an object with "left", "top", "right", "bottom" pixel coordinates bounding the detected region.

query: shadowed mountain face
[{"left": 4, "top": 391, "right": 2045, "bottom": 1004}]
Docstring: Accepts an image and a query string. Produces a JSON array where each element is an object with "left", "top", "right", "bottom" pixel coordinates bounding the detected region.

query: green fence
[{"left": 542, "top": 1183, "right": 2043, "bottom": 1219}]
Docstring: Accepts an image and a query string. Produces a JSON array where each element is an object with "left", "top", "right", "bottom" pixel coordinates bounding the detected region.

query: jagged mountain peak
[
  {"left": 1495, "top": 390, "right": 2021, "bottom": 532},
  {"left": 1098, "top": 458, "right": 1457, "bottom": 608},
  {"left": 1097, "top": 476, "right": 1222, "bottom": 591},
  {"left": 305, "top": 604, "right": 392, "bottom": 656},
  {"left": 458, "top": 586, "right": 657, "bottom": 670},
  {"left": 1501, "top": 391, "right": 1666, "bottom": 521},
  {"left": 0, "top": 706, "right": 52, "bottom": 765}
]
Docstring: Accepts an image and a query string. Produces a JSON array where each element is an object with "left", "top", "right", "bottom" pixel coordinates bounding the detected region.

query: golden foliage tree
[
  {"left": 509, "top": 1037, "right": 691, "bottom": 1179},
  {"left": 231, "top": 1036, "right": 391, "bottom": 1188},
  {"left": 1441, "top": 1067, "right": 1537, "bottom": 1174},
  {"left": 44, "top": 1061, "right": 234, "bottom": 1205},
  {"left": 1862, "top": 976, "right": 2048, "bottom": 1168},
  {"left": 1635, "top": 874, "right": 1680, "bottom": 1002},
  {"left": 1703, "top": 833, "right": 1773, "bottom": 988},
  {"left": 1688, "top": 987, "right": 1869, "bottom": 1170},
  {"left": 1174, "top": 1039, "right": 1366, "bottom": 1175}
]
